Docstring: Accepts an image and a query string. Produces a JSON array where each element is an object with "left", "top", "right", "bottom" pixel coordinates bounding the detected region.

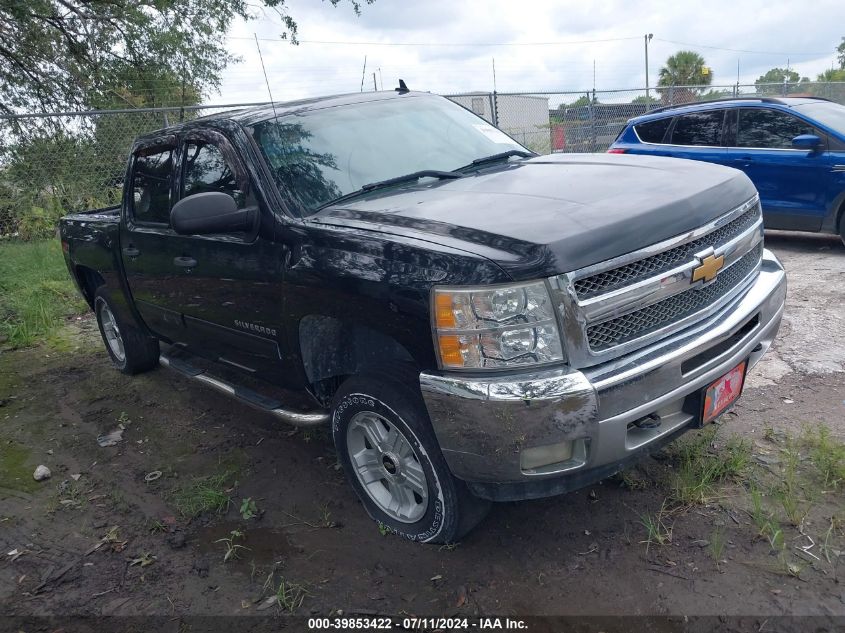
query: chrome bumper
[{"left": 419, "top": 249, "right": 786, "bottom": 498}]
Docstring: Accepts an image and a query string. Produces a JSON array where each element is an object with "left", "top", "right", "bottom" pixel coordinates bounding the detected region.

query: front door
[{"left": 726, "top": 106, "right": 828, "bottom": 231}]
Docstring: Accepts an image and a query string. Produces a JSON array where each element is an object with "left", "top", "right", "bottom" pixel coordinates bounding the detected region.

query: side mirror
[
  {"left": 792, "top": 134, "right": 822, "bottom": 150},
  {"left": 170, "top": 192, "right": 256, "bottom": 235}
]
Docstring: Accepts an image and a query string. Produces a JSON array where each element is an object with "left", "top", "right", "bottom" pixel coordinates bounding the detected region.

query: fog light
[{"left": 520, "top": 440, "right": 574, "bottom": 471}]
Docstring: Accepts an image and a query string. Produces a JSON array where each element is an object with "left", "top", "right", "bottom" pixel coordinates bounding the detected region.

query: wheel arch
[
  {"left": 837, "top": 196, "right": 845, "bottom": 235},
  {"left": 75, "top": 265, "right": 106, "bottom": 309},
  {"left": 299, "top": 315, "right": 418, "bottom": 407}
]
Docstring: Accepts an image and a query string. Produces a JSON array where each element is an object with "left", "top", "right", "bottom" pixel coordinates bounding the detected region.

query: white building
[{"left": 447, "top": 93, "right": 551, "bottom": 154}]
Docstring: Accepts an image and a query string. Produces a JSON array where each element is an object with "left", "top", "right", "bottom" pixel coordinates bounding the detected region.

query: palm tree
[
  {"left": 657, "top": 51, "right": 712, "bottom": 104},
  {"left": 658, "top": 51, "right": 712, "bottom": 87}
]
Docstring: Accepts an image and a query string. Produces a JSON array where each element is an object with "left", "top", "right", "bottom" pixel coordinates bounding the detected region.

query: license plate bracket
[{"left": 701, "top": 360, "right": 748, "bottom": 425}]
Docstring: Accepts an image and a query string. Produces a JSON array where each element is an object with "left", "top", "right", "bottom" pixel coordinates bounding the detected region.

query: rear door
[
  {"left": 662, "top": 109, "right": 731, "bottom": 167},
  {"left": 121, "top": 130, "right": 289, "bottom": 381},
  {"left": 725, "top": 106, "right": 828, "bottom": 230},
  {"left": 120, "top": 139, "right": 185, "bottom": 342}
]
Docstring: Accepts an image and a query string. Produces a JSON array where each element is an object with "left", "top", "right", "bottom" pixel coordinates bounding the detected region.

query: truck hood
[{"left": 311, "top": 154, "right": 757, "bottom": 279}]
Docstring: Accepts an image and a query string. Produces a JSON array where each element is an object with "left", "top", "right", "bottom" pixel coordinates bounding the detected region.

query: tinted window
[
  {"left": 132, "top": 147, "right": 173, "bottom": 224},
  {"left": 736, "top": 108, "right": 816, "bottom": 149},
  {"left": 251, "top": 96, "right": 526, "bottom": 215},
  {"left": 670, "top": 111, "right": 725, "bottom": 146},
  {"left": 634, "top": 117, "right": 672, "bottom": 143},
  {"left": 183, "top": 142, "right": 246, "bottom": 207}
]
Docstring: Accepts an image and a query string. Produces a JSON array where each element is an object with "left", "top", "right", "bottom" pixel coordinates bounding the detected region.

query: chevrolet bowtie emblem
[{"left": 692, "top": 252, "right": 724, "bottom": 284}]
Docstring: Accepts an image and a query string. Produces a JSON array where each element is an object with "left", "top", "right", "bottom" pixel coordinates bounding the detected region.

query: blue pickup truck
[{"left": 610, "top": 97, "right": 845, "bottom": 243}]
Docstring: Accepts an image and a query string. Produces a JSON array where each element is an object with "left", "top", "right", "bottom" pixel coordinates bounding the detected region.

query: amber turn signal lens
[
  {"left": 437, "top": 334, "right": 464, "bottom": 367},
  {"left": 435, "top": 292, "right": 457, "bottom": 329}
]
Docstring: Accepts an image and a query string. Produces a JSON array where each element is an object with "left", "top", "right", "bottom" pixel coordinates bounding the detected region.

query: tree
[
  {"left": 656, "top": 51, "right": 712, "bottom": 105},
  {"left": 564, "top": 95, "right": 595, "bottom": 108},
  {"left": 0, "top": 0, "right": 373, "bottom": 114},
  {"left": 816, "top": 68, "right": 845, "bottom": 82},
  {"left": 838, "top": 37, "right": 845, "bottom": 69},
  {"left": 755, "top": 68, "right": 798, "bottom": 94},
  {"left": 813, "top": 68, "right": 845, "bottom": 103},
  {"left": 658, "top": 51, "right": 712, "bottom": 88},
  {"left": 630, "top": 95, "right": 658, "bottom": 104},
  {"left": 754, "top": 68, "right": 811, "bottom": 96}
]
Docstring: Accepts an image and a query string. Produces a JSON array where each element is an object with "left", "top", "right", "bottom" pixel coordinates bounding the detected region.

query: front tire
[
  {"left": 332, "top": 368, "right": 490, "bottom": 544},
  {"left": 94, "top": 288, "right": 159, "bottom": 375}
]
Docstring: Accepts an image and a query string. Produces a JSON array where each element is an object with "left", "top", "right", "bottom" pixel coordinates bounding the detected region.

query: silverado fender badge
[
  {"left": 692, "top": 251, "right": 725, "bottom": 284},
  {"left": 234, "top": 320, "right": 277, "bottom": 337}
]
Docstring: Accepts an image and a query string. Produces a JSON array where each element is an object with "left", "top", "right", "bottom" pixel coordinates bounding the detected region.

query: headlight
[{"left": 432, "top": 281, "right": 565, "bottom": 370}]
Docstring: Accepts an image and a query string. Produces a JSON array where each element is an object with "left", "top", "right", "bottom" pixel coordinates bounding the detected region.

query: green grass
[
  {"left": 0, "top": 441, "right": 39, "bottom": 493},
  {"left": 670, "top": 427, "right": 752, "bottom": 505},
  {"left": 801, "top": 425, "right": 845, "bottom": 489},
  {"left": 172, "top": 471, "right": 235, "bottom": 518},
  {"left": 639, "top": 501, "right": 673, "bottom": 553},
  {"left": 709, "top": 527, "right": 726, "bottom": 566},
  {"left": 0, "top": 240, "right": 87, "bottom": 347},
  {"left": 274, "top": 577, "right": 307, "bottom": 613}
]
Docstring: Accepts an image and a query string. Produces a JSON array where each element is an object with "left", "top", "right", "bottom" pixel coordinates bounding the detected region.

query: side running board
[{"left": 159, "top": 353, "right": 330, "bottom": 428}]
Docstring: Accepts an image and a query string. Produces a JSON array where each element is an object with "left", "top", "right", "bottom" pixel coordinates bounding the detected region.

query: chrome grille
[
  {"left": 574, "top": 203, "right": 761, "bottom": 299},
  {"left": 586, "top": 244, "right": 762, "bottom": 351}
]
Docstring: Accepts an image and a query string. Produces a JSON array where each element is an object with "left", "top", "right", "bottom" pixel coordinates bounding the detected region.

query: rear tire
[
  {"left": 332, "top": 367, "right": 490, "bottom": 544},
  {"left": 94, "top": 288, "right": 159, "bottom": 375}
]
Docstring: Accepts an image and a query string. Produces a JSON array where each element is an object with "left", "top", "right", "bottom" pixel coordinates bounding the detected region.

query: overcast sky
[{"left": 215, "top": 0, "right": 844, "bottom": 105}]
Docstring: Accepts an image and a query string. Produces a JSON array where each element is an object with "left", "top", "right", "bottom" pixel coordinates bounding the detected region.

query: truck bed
[{"left": 59, "top": 204, "right": 124, "bottom": 305}]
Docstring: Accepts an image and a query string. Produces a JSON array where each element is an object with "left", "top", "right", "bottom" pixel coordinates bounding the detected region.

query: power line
[
  {"left": 653, "top": 38, "right": 831, "bottom": 57},
  {"left": 227, "top": 35, "right": 642, "bottom": 47}
]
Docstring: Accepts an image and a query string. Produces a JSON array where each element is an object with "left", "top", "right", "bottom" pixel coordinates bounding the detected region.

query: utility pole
[
  {"left": 373, "top": 72, "right": 377, "bottom": 91},
  {"left": 644, "top": 33, "right": 653, "bottom": 105}
]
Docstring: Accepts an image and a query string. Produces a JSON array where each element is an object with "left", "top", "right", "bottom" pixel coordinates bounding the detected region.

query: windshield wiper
[
  {"left": 361, "top": 169, "right": 463, "bottom": 191},
  {"left": 316, "top": 170, "right": 463, "bottom": 211},
  {"left": 458, "top": 149, "right": 535, "bottom": 171}
]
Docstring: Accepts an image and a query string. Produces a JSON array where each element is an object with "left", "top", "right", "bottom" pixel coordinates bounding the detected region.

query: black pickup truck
[{"left": 61, "top": 90, "right": 787, "bottom": 543}]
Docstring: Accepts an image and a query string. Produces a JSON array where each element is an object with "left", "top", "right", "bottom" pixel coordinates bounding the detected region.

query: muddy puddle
[{"left": 192, "top": 521, "right": 291, "bottom": 568}]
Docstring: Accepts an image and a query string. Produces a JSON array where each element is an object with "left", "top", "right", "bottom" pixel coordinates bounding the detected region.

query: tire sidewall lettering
[{"left": 333, "top": 391, "right": 448, "bottom": 542}]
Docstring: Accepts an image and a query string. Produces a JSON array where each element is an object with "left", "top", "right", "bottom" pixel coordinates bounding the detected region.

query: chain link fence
[
  {"left": 0, "top": 103, "right": 270, "bottom": 239},
  {"left": 446, "top": 82, "right": 845, "bottom": 155},
  {"left": 2, "top": 82, "right": 844, "bottom": 239}
]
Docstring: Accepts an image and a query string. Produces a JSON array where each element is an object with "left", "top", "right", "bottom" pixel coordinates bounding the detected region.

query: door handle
[
  {"left": 123, "top": 246, "right": 140, "bottom": 258},
  {"left": 173, "top": 256, "right": 197, "bottom": 268}
]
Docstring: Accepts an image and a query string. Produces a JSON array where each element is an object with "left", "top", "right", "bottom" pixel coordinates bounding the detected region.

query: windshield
[
  {"left": 250, "top": 95, "right": 527, "bottom": 215},
  {"left": 793, "top": 101, "right": 845, "bottom": 135}
]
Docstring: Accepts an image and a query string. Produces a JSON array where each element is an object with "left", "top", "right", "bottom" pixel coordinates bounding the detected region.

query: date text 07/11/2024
[{"left": 307, "top": 617, "right": 528, "bottom": 630}]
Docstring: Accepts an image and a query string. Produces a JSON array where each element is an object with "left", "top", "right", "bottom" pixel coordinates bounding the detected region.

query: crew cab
[{"left": 60, "top": 90, "right": 787, "bottom": 543}]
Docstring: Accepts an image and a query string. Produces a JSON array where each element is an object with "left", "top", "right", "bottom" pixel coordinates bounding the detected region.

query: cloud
[{"left": 214, "top": 0, "right": 845, "bottom": 104}]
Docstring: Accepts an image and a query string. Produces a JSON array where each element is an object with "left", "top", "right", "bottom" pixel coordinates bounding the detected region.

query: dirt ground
[{"left": 1, "top": 230, "right": 844, "bottom": 622}]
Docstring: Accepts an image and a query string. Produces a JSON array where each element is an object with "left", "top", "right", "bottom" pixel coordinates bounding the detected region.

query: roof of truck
[{"left": 134, "top": 90, "right": 429, "bottom": 143}]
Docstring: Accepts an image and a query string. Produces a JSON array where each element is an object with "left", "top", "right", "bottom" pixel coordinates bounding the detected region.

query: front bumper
[{"left": 419, "top": 249, "right": 786, "bottom": 501}]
